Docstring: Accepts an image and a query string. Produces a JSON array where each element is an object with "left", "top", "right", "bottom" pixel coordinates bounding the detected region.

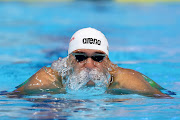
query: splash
[
  {"left": 51, "top": 56, "right": 72, "bottom": 77},
  {"left": 66, "top": 68, "right": 111, "bottom": 95},
  {"left": 51, "top": 56, "right": 111, "bottom": 95}
]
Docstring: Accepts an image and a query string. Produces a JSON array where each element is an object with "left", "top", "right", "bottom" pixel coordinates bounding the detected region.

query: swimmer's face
[
  {"left": 65, "top": 49, "right": 110, "bottom": 91},
  {"left": 70, "top": 49, "right": 108, "bottom": 73}
]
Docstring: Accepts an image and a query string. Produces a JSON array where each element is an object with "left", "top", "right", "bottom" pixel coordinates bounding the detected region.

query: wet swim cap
[{"left": 68, "top": 27, "right": 109, "bottom": 56}]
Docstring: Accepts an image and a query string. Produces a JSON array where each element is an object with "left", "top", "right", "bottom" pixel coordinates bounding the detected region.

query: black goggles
[{"left": 71, "top": 53, "right": 106, "bottom": 62}]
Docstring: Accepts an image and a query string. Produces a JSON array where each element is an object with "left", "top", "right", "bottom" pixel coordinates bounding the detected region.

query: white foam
[
  {"left": 51, "top": 56, "right": 72, "bottom": 77},
  {"left": 51, "top": 56, "right": 112, "bottom": 95}
]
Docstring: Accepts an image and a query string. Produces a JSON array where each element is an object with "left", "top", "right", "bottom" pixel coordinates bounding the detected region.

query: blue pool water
[{"left": 0, "top": 1, "right": 180, "bottom": 119}]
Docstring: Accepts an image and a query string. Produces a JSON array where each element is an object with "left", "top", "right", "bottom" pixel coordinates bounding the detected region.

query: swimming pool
[{"left": 0, "top": 1, "right": 180, "bottom": 119}]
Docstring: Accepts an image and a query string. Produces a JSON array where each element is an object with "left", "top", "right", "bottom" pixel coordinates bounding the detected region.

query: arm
[
  {"left": 13, "top": 67, "right": 64, "bottom": 95},
  {"left": 109, "top": 64, "right": 170, "bottom": 97}
]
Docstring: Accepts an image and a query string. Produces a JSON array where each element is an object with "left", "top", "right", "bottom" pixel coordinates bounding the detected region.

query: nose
[{"left": 84, "top": 57, "right": 95, "bottom": 69}]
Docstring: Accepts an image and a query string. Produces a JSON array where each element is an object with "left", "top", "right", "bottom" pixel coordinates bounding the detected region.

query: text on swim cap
[{"left": 82, "top": 38, "right": 101, "bottom": 45}]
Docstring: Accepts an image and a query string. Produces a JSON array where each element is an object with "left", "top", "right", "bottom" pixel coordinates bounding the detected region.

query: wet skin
[{"left": 13, "top": 49, "right": 170, "bottom": 98}]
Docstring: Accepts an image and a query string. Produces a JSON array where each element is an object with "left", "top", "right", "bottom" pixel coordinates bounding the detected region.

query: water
[
  {"left": 51, "top": 57, "right": 111, "bottom": 95},
  {"left": 0, "top": 1, "right": 180, "bottom": 119}
]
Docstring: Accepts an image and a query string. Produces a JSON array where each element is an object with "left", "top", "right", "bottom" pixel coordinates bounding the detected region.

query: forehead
[{"left": 73, "top": 49, "right": 106, "bottom": 55}]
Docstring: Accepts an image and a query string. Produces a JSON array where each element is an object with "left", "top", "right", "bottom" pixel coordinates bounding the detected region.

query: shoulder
[
  {"left": 109, "top": 67, "right": 153, "bottom": 91},
  {"left": 108, "top": 66, "right": 171, "bottom": 97},
  {"left": 15, "top": 67, "right": 62, "bottom": 93},
  {"left": 111, "top": 67, "right": 144, "bottom": 80}
]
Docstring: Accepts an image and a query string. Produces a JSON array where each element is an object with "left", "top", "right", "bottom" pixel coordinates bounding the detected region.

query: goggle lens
[{"left": 72, "top": 53, "right": 106, "bottom": 62}]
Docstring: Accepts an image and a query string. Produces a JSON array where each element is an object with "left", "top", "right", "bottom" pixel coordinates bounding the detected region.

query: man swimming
[{"left": 13, "top": 27, "right": 173, "bottom": 97}]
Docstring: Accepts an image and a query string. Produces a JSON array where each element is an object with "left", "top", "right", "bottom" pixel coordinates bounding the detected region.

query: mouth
[{"left": 86, "top": 80, "right": 95, "bottom": 87}]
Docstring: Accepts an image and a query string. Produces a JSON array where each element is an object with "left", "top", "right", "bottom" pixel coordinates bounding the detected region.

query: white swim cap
[{"left": 68, "top": 27, "right": 109, "bottom": 56}]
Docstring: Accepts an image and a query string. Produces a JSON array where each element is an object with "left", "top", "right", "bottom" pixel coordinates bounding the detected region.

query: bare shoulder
[
  {"left": 109, "top": 67, "right": 149, "bottom": 89},
  {"left": 108, "top": 67, "right": 169, "bottom": 97},
  {"left": 13, "top": 67, "right": 63, "bottom": 94},
  {"left": 115, "top": 67, "right": 144, "bottom": 79}
]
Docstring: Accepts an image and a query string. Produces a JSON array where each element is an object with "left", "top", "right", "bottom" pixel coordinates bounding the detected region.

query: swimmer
[{"left": 13, "top": 27, "right": 175, "bottom": 97}]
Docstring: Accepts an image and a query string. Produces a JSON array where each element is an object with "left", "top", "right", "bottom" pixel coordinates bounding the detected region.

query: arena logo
[{"left": 82, "top": 38, "right": 101, "bottom": 45}]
